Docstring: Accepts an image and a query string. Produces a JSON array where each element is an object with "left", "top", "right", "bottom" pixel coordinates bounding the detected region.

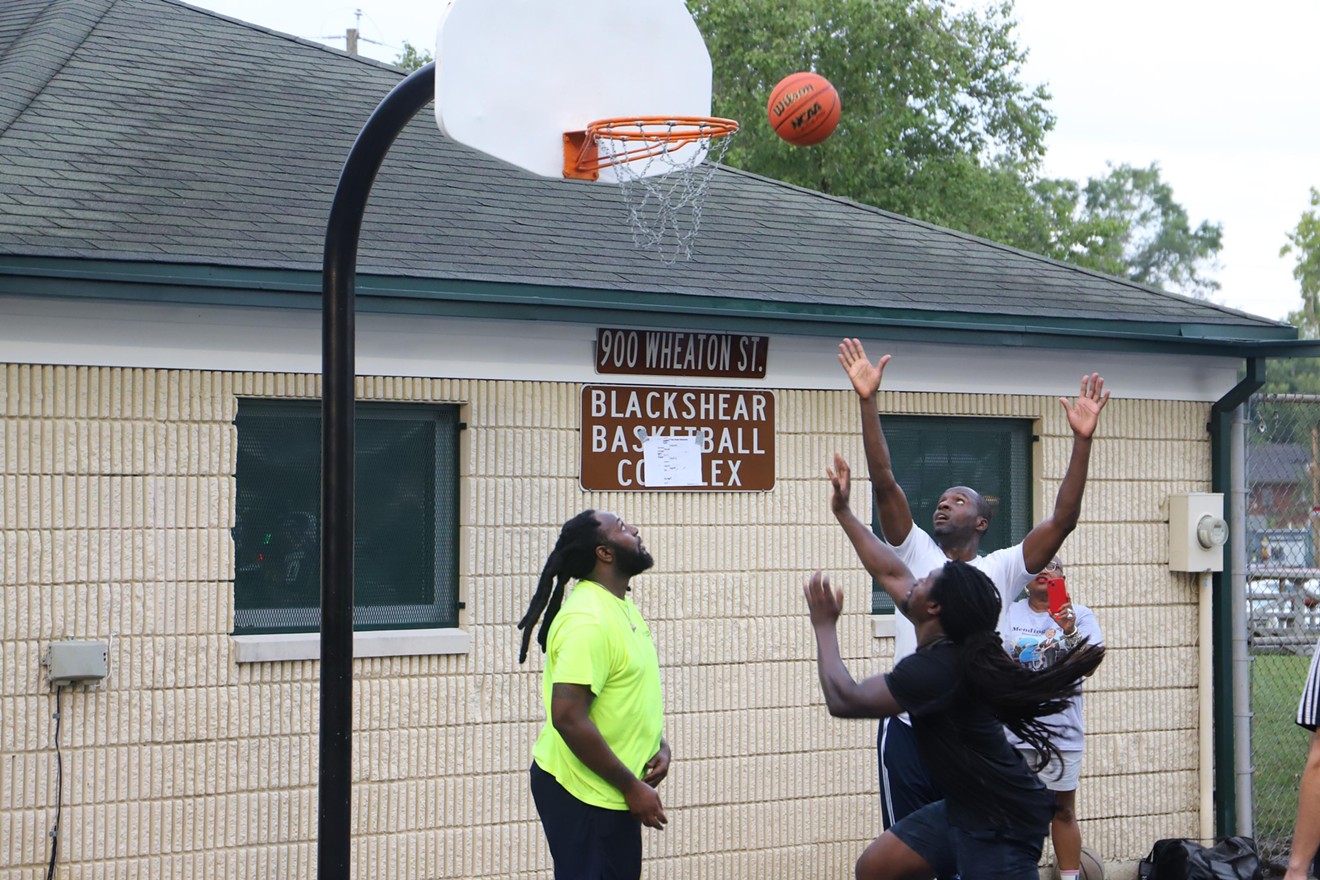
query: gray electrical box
[{"left": 46, "top": 640, "right": 108, "bottom": 686}]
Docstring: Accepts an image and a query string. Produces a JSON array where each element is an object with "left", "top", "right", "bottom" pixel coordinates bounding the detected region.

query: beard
[{"left": 615, "top": 542, "right": 654, "bottom": 578}]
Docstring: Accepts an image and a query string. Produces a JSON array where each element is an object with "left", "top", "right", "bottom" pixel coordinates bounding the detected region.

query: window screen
[
  {"left": 871, "top": 416, "right": 1033, "bottom": 613},
  {"left": 233, "top": 399, "right": 461, "bottom": 633}
]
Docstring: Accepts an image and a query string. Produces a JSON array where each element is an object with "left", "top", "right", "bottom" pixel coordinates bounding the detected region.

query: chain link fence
[{"left": 1246, "top": 393, "right": 1320, "bottom": 870}]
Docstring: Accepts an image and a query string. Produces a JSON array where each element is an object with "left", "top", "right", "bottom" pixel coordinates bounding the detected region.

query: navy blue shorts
[
  {"left": 889, "top": 800, "right": 958, "bottom": 879},
  {"left": 879, "top": 717, "right": 942, "bottom": 828},
  {"left": 892, "top": 800, "right": 1046, "bottom": 880},
  {"left": 530, "top": 762, "right": 642, "bottom": 880}
]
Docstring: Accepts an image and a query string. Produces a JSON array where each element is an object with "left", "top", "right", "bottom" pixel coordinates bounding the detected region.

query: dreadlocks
[
  {"left": 931, "top": 560, "right": 1105, "bottom": 768},
  {"left": 517, "top": 510, "right": 604, "bottom": 663}
]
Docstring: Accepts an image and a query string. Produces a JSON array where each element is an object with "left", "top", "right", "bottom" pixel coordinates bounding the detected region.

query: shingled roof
[{"left": 0, "top": 0, "right": 1295, "bottom": 346}]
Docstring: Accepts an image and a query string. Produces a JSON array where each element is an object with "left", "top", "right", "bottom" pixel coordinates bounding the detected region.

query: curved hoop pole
[{"left": 319, "top": 60, "right": 436, "bottom": 880}]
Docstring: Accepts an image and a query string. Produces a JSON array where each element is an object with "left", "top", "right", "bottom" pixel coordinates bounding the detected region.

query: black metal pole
[{"left": 319, "top": 61, "right": 436, "bottom": 880}]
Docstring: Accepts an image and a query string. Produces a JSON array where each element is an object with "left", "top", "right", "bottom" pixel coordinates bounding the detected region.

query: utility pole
[{"left": 323, "top": 9, "right": 384, "bottom": 58}]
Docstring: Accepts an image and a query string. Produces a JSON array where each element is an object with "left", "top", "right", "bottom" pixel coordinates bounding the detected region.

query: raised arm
[
  {"left": 803, "top": 570, "right": 904, "bottom": 719},
  {"left": 828, "top": 453, "right": 918, "bottom": 614},
  {"left": 550, "top": 683, "right": 668, "bottom": 829},
  {"left": 838, "top": 338, "right": 914, "bottom": 546},
  {"left": 1021, "top": 373, "right": 1111, "bottom": 574}
]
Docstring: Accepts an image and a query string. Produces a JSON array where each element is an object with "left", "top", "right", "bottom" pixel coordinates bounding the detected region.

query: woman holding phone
[{"left": 1004, "top": 556, "right": 1104, "bottom": 880}]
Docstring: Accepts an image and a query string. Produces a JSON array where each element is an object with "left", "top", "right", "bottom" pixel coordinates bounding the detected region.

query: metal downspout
[{"left": 1210, "top": 358, "right": 1265, "bottom": 836}]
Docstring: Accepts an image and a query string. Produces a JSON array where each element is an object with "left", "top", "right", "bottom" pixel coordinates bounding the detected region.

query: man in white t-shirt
[{"left": 834, "top": 337, "right": 1110, "bottom": 835}]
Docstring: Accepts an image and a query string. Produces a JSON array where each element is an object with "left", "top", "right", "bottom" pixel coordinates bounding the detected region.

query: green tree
[
  {"left": 1019, "top": 176, "right": 1127, "bottom": 275},
  {"left": 394, "top": 41, "right": 433, "bottom": 73},
  {"left": 690, "top": 0, "right": 1054, "bottom": 238},
  {"left": 1263, "top": 351, "right": 1320, "bottom": 395},
  {"left": 691, "top": 0, "right": 1223, "bottom": 296},
  {"left": 1282, "top": 187, "right": 1320, "bottom": 335},
  {"left": 1024, "top": 163, "right": 1223, "bottom": 298},
  {"left": 1266, "top": 187, "right": 1320, "bottom": 393}
]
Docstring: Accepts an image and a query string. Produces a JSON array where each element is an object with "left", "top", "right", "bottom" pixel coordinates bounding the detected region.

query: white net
[{"left": 593, "top": 119, "right": 736, "bottom": 264}]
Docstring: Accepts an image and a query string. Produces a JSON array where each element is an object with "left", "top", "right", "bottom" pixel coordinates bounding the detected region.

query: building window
[
  {"left": 233, "top": 399, "right": 461, "bottom": 634},
  {"left": 871, "top": 416, "right": 1033, "bottom": 613}
]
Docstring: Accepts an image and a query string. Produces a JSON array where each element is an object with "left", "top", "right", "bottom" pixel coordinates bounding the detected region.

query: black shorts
[{"left": 530, "top": 762, "right": 642, "bottom": 880}]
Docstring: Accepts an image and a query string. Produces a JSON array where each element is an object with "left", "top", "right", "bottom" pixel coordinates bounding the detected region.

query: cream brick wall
[{"left": 0, "top": 363, "right": 1209, "bottom": 878}]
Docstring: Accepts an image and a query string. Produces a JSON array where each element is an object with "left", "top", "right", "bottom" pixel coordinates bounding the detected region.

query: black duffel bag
[{"left": 1137, "top": 837, "right": 1261, "bottom": 880}]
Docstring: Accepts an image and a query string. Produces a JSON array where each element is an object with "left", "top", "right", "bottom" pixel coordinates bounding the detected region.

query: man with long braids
[
  {"left": 837, "top": 338, "right": 1110, "bottom": 832},
  {"left": 804, "top": 487, "right": 1105, "bottom": 880},
  {"left": 517, "top": 510, "right": 671, "bottom": 880}
]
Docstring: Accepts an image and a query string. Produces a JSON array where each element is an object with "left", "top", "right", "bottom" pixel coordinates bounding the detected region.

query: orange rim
[{"left": 564, "top": 116, "right": 739, "bottom": 180}]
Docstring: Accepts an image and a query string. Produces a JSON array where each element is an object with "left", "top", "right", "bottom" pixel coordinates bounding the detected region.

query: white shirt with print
[{"left": 1001, "top": 599, "right": 1102, "bottom": 751}]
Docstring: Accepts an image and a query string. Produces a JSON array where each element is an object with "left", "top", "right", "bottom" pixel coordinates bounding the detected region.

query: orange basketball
[{"left": 767, "top": 71, "right": 841, "bottom": 146}]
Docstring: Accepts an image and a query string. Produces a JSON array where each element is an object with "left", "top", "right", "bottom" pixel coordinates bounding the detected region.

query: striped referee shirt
[{"left": 1299, "top": 637, "right": 1320, "bottom": 731}]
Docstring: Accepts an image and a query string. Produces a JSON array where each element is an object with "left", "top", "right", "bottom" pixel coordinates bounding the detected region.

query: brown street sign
[
  {"left": 581, "top": 385, "right": 775, "bottom": 491},
  {"left": 595, "top": 328, "right": 769, "bottom": 378}
]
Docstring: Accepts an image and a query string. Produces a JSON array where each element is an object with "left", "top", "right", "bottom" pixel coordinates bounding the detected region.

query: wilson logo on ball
[
  {"left": 767, "top": 72, "right": 840, "bottom": 147},
  {"left": 770, "top": 85, "right": 816, "bottom": 118}
]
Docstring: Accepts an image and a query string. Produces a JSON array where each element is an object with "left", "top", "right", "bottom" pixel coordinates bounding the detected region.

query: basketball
[
  {"left": 766, "top": 71, "right": 841, "bottom": 146},
  {"left": 1079, "top": 847, "right": 1105, "bottom": 880}
]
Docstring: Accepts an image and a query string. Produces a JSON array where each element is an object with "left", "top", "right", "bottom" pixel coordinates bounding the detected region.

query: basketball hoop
[{"left": 564, "top": 116, "right": 739, "bottom": 263}]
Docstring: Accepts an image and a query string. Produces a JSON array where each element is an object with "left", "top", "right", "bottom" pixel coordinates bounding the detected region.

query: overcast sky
[{"left": 194, "top": 0, "right": 1320, "bottom": 323}]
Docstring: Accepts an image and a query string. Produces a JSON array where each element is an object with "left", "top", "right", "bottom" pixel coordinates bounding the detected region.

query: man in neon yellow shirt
[{"left": 518, "top": 510, "right": 671, "bottom": 880}]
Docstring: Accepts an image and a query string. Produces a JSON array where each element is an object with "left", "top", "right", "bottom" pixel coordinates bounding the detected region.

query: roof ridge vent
[{"left": 0, "top": 0, "right": 117, "bottom": 135}]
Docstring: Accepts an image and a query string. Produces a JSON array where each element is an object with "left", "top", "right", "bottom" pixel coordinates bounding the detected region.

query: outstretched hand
[
  {"left": 803, "top": 570, "right": 843, "bottom": 630},
  {"left": 1060, "top": 373, "right": 1110, "bottom": 439},
  {"left": 827, "top": 453, "right": 853, "bottom": 515},
  {"left": 838, "top": 338, "right": 891, "bottom": 400}
]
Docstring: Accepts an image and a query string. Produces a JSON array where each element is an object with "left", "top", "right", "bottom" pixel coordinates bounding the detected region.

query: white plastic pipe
[
  {"left": 1200, "top": 569, "right": 1215, "bottom": 842},
  {"left": 1231, "top": 406, "right": 1254, "bottom": 834}
]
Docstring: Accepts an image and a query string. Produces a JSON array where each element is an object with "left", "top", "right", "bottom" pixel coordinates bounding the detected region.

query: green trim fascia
[
  {"left": 1209, "top": 358, "right": 1266, "bottom": 836},
  {"left": 0, "top": 256, "right": 1299, "bottom": 357}
]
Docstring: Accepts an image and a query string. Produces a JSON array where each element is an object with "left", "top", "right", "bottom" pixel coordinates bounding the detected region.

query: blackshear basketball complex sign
[
  {"left": 582, "top": 329, "right": 775, "bottom": 491},
  {"left": 580, "top": 385, "right": 775, "bottom": 491}
]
